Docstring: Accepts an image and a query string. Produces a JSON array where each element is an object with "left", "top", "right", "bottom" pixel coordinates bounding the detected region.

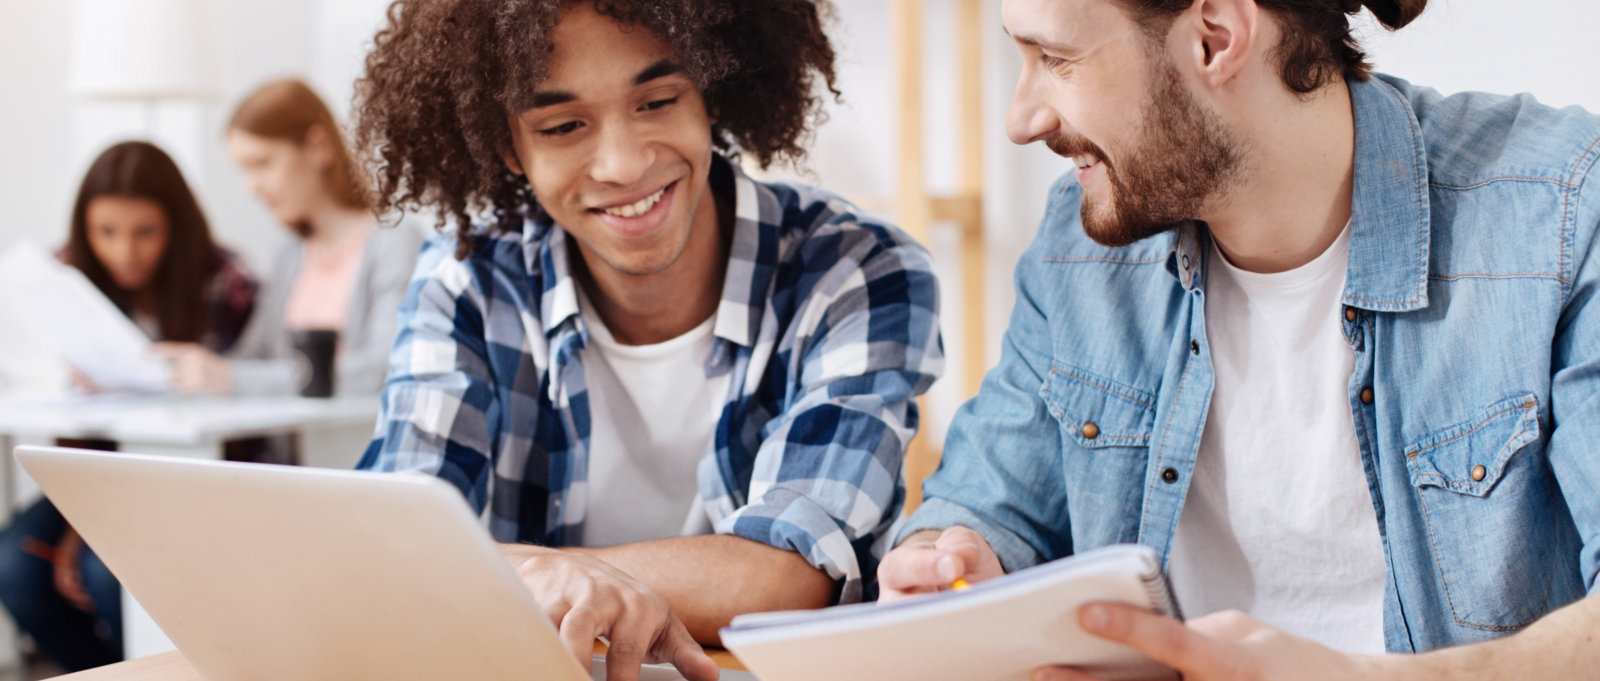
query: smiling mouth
[{"left": 593, "top": 182, "right": 674, "bottom": 218}]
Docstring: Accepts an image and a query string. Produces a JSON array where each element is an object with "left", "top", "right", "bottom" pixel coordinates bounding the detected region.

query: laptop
[{"left": 16, "top": 446, "right": 753, "bottom": 681}]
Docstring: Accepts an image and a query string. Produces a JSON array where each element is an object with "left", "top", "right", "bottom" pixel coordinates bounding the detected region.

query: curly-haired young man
[
  {"left": 352, "top": 1, "right": 942, "bottom": 678},
  {"left": 879, "top": 0, "right": 1600, "bottom": 679}
]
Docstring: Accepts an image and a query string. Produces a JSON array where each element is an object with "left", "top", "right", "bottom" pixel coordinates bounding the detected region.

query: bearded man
[{"left": 879, "top": 0, "right": 1600, "bottom": 679}]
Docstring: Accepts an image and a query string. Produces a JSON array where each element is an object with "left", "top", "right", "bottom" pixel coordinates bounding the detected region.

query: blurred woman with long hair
[
  {"left": 63, "top": 141, "right": 257, "bottom": 354},
  {"left": 0, "top": 141, "right": 257, "bottom": 672}
]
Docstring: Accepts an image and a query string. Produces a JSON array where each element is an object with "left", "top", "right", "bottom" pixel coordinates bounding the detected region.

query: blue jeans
[{"left": 0, "top": 500, "right": 123, "bottom": 672}]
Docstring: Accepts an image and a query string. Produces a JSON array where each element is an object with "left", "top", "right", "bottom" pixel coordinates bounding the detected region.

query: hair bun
[{"left": 1360, "top": 0, "right": 1427, "bottom": 29}]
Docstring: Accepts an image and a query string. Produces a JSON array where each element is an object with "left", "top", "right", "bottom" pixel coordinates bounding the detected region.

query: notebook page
[{"left": 723, "top": 545, "right": 1177, "bottom": 681}]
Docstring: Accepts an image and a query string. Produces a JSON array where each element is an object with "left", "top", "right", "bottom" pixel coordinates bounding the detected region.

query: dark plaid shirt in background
[
  {"left": 359, "top": 156, "right": 945, "bottom": 602},
  {"left": 198, "top": 248, "right": 257, "bottom": 353}
]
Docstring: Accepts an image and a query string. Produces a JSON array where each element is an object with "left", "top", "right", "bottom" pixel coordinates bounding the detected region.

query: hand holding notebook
[{"left": 721, "top": 544, "right": 1182, "bottom": 681}]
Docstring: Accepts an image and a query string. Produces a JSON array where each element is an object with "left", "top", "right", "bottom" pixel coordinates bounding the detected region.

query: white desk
[
  {"left": 0, "top": 394, "right": 381, "bottom": 662},
  {"left": 0, "top": 395, "right": 379, "bottom": 463}
]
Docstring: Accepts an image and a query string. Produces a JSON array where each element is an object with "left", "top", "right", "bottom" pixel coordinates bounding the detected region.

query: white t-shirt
[
  {"left": 1168, "top": 225, "right": 1387, "bottom": 654},
  {"left": 576, "top": 292, "right": 727, "bottom": 548}
]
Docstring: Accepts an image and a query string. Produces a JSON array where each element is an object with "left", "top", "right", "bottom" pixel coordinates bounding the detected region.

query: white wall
[
  {"left": 1, "top": 0, "right": 1598, "bottom": 438},
  {"left": 0, "top": 0, "right": 390, "bottom": 275},
  {"left": 1357, "top": 0, "right": 1600, "bottom": 113}
]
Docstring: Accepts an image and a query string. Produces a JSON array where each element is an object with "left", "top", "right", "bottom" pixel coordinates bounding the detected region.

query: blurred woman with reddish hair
[{"left": 155, "top": 78, "right": 421, "bottom": 398}]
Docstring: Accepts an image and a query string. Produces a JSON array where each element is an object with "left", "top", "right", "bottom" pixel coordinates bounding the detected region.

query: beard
[{"left": 1046, "top": 56, "right": 1244, "bottom": 248}]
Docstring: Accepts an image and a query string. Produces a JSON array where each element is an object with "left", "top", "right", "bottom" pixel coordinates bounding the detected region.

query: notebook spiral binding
[{"left": 1139, "top": 564, "right": 1186, "bottom": 623}]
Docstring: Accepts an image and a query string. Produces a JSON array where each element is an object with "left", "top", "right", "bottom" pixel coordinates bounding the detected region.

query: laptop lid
[{"left": 16, "top": 445, "right": 590, "bottom": 681}]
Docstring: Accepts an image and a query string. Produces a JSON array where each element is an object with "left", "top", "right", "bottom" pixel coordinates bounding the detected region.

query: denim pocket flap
[
  {"left": 1042, "top": 363, "right": 1158, "bottom": 448},
  {"left": 1405, "top": 394, "right": 1540, "bottom": 497}
]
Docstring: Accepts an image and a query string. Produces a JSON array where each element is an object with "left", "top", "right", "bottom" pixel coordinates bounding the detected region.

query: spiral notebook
[{"left": 721, "top": 544, "right": 1182, "bottom": 681}]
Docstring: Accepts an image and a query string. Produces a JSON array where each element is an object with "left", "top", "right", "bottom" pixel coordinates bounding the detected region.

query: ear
[
  {"left": 496, "top": 147, "right": 528, "bottom": 176},
  {"left": 1181, "top": 0, "right": 1259, "bottom": 91},
  {"left": 498, "top": 141, "right": 527, "bottom": 177}
]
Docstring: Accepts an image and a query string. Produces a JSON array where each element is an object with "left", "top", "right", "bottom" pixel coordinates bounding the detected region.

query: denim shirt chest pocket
[
  {"left": 1042, "top": 363, "right": 1158, "bottom": 448},
  {"left": 1405, "top": 393, "right": 1558, "bottom": 631},
  {"left": 1041, "top": 362, "right": 1159, "bottom": 544}
]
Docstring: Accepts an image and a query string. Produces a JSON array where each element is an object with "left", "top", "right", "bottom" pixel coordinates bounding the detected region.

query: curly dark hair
[{"left": 353, "top": 0, "right": 839, "bottom": 255}]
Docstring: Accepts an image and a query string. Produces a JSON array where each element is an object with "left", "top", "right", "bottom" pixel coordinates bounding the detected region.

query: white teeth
[
  {"left": 1074, "top": 154, "right": 1097, "bottom": 169},
  {"left": 602, "top": 187, "right": 666, "bottom": 218}
]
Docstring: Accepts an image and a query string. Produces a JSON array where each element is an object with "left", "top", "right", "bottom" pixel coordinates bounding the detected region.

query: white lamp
[{"left": 68, "top": 0, "right": 219, "bottom": 101}]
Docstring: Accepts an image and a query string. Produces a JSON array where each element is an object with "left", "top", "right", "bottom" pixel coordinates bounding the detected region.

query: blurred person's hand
[
  {"left": 68, "top": 369, "right": 102, "bottom": 395},
  {"left": 151, "top": 343, "right": 231, "bottom": 395},
  {"left": 53, "top": 527, "right": 93, "bottom": 611}
]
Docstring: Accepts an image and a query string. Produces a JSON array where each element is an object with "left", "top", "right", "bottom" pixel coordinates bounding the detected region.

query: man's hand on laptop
[
  {"left": 1034, "top": 604, "right": 1389, "bottom": 681},
  {"left": 876, "top": 526, "right": 1006, "bottom": 602},
  {"left": 499, "top": 544, "right": 720, "bottom": 681}
]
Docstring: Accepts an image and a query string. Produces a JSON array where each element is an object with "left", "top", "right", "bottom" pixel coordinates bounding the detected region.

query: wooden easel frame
[{"left": 895, "top": 0, "right": 987, "bottom": 512}]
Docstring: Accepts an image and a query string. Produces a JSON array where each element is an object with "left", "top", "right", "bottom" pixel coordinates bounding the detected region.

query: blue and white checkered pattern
[{"left": 359, "top": 157, "right": 943, "bottom": 602}]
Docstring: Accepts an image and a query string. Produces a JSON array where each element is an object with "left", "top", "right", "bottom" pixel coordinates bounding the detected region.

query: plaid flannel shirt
[{"left": 359, "top": 157, "right": 943, "bottom": 602}]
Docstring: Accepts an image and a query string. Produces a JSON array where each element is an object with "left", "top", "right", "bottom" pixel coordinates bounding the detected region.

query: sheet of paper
[
  {"left": 0, "top": 240, "right": 170, "bottom": 393},
  {"left": 722, "top": 544, "right": 1180, "bottom": 681},
  {"left": 0, "top": 276, "right": 69, "bottom": 393}
]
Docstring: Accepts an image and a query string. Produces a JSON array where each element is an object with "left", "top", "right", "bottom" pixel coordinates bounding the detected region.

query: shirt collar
[
  {"left": 1167, "top": 76, "right": 1432, "bottom": 310},
  {"left": 527, "top": 154, "right": 774, "bottom": 346},
  {"left": 1343, "top": 74, "right": 1432, "bottom": 312}
]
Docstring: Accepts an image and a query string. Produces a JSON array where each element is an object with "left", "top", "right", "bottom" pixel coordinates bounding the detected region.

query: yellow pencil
[{"left": 951, "top": 578, "right": 971, "bottom": 590}]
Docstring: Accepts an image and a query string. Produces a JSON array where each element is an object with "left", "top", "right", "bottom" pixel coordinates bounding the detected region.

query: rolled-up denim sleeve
[
  {"left": 1549, "top": 161, "right": 1600, "bottom": 594},
  {"left": 716, "top": 228, "right": 943, "bottom": 604},
  {"left": 899, "top": 183, "right": 1080, "bottom": 574},
  {"left": 357, "top": 235, "right": 500, "bottom": 513}
]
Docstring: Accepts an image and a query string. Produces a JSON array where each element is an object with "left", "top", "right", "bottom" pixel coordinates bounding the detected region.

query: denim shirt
[{"left": 905, "top": 74, "right": 1600, "bottom": 652}]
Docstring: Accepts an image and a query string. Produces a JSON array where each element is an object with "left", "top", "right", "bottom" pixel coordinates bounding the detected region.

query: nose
[
  {"left": 1006, "top": 66, "right": 1060, "bottom": 146},
  {"left": 589, "top": 120, "right": 654, "bottom": 187},
  {"left": 103, "top": 235, "right": 137, "bottom": 281},
  {"left": 242, "top": 172, "right": 266, "bottom": 201}
]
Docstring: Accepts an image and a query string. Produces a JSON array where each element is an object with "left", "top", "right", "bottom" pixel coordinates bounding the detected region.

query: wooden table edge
[{"left": 57, "top": 644, "right": 749, "bottom": 680}]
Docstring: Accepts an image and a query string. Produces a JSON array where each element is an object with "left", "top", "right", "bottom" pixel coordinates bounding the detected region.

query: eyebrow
[
  {"left": 529, "top": 91, "right": 577, "bottom": 109},
  {"left": 633, "top": 59, "right": 682, "bottom": 86},
  {"left": 526, "top": 60, "right": 684, "bottom": 110},
  {"left": 1003, "top": 27, "right": 1079, "bottom": 55}
]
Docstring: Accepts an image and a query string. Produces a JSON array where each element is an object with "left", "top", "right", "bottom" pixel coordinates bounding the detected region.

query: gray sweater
[{"left": 227, "top": 221, "right": 424, "bottom": 396}]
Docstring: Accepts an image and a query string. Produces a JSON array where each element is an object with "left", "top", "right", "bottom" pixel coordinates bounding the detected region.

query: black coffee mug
[{"left": 290, "top": 329, "right": 339, "bottom": 398}]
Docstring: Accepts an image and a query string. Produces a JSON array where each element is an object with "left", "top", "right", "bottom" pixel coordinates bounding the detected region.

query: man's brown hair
[
  {"left": 352, "top": 0, "right": 839, "bottom": 250},
  {"left": 1120, "top": 0, "right": 1428, "bottom": 94}
]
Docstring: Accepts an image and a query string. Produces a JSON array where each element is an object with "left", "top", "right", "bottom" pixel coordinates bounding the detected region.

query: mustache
[{"left": 1045, "top": 133, "right": 1110, "bottom": 168}]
